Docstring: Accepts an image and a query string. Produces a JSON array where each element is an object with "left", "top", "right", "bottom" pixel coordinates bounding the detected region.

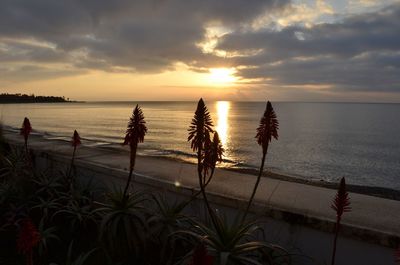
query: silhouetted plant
[
  {"left": 20, "top": 117, "right": 32, "bottom": 154},
  {"left": 0, "top": 123, "right": 11, "bottom": 155},
  {"left": 122, "top": 105, "right": 147, "bottom": 200},
  {"left": 243, "top": 101, "right": 278, "bottom": 223},
  {"left": 187, "top": 98, "right": 223, "bottom": 232},
  {"left": 68, "top": 130, "right": 81, "bottom": 188},
  {"left": 203, "top": 132, "right": 224, "bottom": 185},
  {"left": 17, "top": 218, "right": 41, "bottom": 265},
  {"left": 145, "top": 194, "right": 193, "bottom": 264},
  {"left": 36, "top": 218, "right": 59, "bottom": 264},
  {"left": 330, "top": 177, "right": 351, "bottom": 265},
  {"left": 53, "top": 241, "right": 97, "bottom": 265},
  {"left": 99, "top": 189, "right": 147, "bottom": 262},
  {"left": 180, "top": 214, "right": 289, "bottom": 265},
  {"left": 396, "top": 247, "right": 400, "bottom": 265},
  {"left": 53, "top": 200, "right": 100, "bottom": 233}
]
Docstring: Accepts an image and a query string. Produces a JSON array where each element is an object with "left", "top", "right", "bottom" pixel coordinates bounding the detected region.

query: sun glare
[{"left": 209, "top": 68, "right": 236, "bottom": 85}]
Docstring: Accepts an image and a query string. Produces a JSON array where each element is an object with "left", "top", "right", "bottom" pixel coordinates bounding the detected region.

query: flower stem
[
  {"left": 331, "top": 218, "right": 341, "bottom": 265},
  {"left": 67, "top": 146, "right": 76, "bottom": 188},
  {"left": 123, "top": 168, "right": 134, "bottom": 199},
  {"left": 242, "top": 151, "right": 266, "bottom": 224}
]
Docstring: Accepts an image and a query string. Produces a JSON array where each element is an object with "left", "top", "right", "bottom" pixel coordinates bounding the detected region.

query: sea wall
[{"left": 32, "top": 149, "right": 398, "bottom": 265}]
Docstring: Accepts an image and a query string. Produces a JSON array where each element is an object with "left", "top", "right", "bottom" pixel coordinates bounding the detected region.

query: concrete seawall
[{"left": 4, "top": 131, "right": 400, "bottom": 265}]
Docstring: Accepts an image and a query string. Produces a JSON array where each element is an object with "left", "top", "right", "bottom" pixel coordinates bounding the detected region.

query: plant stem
[
  {"left": 123, "top": 168, "right": 134, "bottom": 199},
  {"left": 197, "top": 149, "right": 220, "bottom": 233},
  {"left": 331, "top": 219, "right": 340, "bottom": 265},
  {"left": 67, "top": 146, "right": 76, "bottom": 186},
  {"left": 24, "top": 139, "right": 28, "bottom": 155},
  {"left": 123, "top": 143, "right": 137, "bottom": 199},
  {"left": 242, "top": 151, "right": 266, "bottom": 223}
]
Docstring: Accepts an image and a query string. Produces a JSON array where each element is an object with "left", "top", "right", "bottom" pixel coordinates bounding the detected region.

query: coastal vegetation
[
  {"left": 0, "top": 99, "right": 360, "bottom": 265},
  {"left": 0, "top": 93, "right": 73, "bottom": 103}
]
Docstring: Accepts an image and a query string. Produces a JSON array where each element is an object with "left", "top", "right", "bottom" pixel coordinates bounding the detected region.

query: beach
[{"left": 3, "top": 127, "right": 400, "bottom": 248}]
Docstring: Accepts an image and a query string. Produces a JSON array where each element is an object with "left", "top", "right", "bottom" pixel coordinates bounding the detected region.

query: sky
[{"left": 0, "top": 0, "right": 399, "bottom": 102}]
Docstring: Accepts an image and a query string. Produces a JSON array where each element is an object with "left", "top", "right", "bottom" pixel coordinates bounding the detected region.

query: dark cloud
[
  {"left": 0, "top": 0, "right": 287, "bottom": 76},
  {"left": 0, "top": 0, "right": 399, "bottom": 95},
  {"left": 217, "top": 4, "right": 400, "bottom": 92},
  {"left": 0, "top": 64, "right": 85, "bottom": 81}
]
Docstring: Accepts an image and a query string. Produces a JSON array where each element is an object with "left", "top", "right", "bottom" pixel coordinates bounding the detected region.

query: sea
[{"left": 1, "top": 101, "right": 399, "bottom": 190}]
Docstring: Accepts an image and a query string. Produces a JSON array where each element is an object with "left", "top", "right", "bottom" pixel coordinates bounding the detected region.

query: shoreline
[
  {"left": 3, "top": 125, "right": 400, "bottom": 201},
  {"left": 3, "top": 127, "right": 400, "bottom": 248},
  {"left": 136, "top": 153, "right": 400, "bottom": 201}
]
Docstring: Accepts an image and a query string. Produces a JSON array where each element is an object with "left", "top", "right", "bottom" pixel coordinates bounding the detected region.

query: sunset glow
[
  {"left": 209, "top": 68, "right": 237, "bottom": 86},
  {"left": 0, "top": 0, "right": 399, "bottom": 102}
]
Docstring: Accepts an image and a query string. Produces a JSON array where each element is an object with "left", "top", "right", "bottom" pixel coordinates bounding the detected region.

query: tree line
[{"left": 0, "top": 93, "right": 72, "bottom": 103}]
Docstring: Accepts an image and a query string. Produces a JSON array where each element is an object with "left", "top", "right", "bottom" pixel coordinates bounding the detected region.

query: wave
[{"left": 2, "top": 124, "right": 247, "bottom": 170}]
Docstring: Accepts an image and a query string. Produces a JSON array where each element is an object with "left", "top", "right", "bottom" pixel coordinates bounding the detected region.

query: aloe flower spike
[
  {"left": 122, "top": 105, "right": 147, "bottom": 199},
  {"left": 331, "top": 177, "right": 351, "bottom": 265},
  {"left": 242, "top": 101, "right": 279, "bottom": 223}
]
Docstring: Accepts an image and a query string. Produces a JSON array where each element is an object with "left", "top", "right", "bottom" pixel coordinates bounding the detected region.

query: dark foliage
[{"left": 0, "top": 93, "right": 71, "bottom": 103}]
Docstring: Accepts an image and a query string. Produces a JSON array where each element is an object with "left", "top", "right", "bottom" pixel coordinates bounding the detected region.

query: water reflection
[{"left": 216, "top": 101, "right": 230, "bottom": 146}]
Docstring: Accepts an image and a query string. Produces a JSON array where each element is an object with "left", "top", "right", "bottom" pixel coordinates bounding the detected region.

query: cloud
[
  {"left": 216, "top": 3, "right": 400, "bottom": 92},
  {"left": 0, "top": 0, "right": 399, "bottom": 97},
  {"left": 0, "top": 0, "right": 288, "bottom": 79}
]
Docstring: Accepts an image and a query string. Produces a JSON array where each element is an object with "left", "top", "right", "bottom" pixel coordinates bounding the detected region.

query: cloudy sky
[{"left": 0, "top": 0, "right": 399, "bottom": 101}]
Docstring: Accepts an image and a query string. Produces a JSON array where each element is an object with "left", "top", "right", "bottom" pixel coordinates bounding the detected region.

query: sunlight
[
  {"left": 209, "top": 68, "right": 236, "bottom": 85},
  {"left": 216, "top": 101, "right": 230, "bottom": 146}
]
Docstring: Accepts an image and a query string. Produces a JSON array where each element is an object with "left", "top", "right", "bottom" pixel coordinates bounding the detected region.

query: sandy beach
[{"left": 3, "top": 128, "right": 400, "bottom": 247}]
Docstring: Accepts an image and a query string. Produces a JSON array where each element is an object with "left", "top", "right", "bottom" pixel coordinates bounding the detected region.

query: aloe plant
[
  {"left": 49, "top": 241, "right": 97, "bottom": 265},
  {"left": 36, "top": 218, "right": 60, "bottom": 264},
  {"left": 180, "top": 213, "right": 290, "bottom": 265},
  {"left": 188, "top": 98, "right": 223, "bottom": 231},
  {"left": 242, "top": 101, "right": 278, "bottom": 223},
  {"left": 330, "top": 177, "right": 351, "bottom": 265},
  {"left": 145, "top": 194, "right": 193, "bottom": 264},
  {"left": 98, "top": 188, "right": 147, "bottom": 262},
  {"left": 122, "top": 105, "right": 147, "bottom": 200}
]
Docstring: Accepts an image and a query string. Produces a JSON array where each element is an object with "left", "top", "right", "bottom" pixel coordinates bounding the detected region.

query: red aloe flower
[
  {"left": 187, "top": 99, "right": 220, "bottom": 233},
  {"left": 17, "top": 218, "right": 41, "bottom": 253},
  {"left": 122, "top": 105, "right": 147, "bottom": 198},
  {"left": 190, "top": 244, "right": 214, "bottom": 265},
  {"left": 71, "top": 130, "right": 81, "bottom": 148},
  {"left": 17, "top": 218, "right": 41, "bottom": 265},
  {"left": 395, "top": 247, "right": 400, "bottom": 264},
  {"left": 330, "top": 177, "right": 351, "bottom": 265},
  {"left": 20, "top": 117, "right": 32, "bottom": 153},
  {"left": 331, "top": 177, "right": 351, "bottom": 221},
  {"left": 203, "top": 132, "right": 224, "bottom": 183},
  {"left": 255, "top": 101, "right": 279, "bottom": 154},
  {"left": 243, "top": 101, "right": 279, "bottom": 223},
  {"left": 188, "top": 98, "right": 214, "bottom": 153}
]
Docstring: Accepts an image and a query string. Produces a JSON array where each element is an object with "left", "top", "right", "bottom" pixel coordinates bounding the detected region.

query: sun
[{"left": 209, "top": 68, "right": 236, "bottom": 85}]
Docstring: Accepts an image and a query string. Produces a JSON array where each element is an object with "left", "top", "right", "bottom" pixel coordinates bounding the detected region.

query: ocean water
[{"left": 1, "top": 101, "right": 400, "bottom": 190}]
